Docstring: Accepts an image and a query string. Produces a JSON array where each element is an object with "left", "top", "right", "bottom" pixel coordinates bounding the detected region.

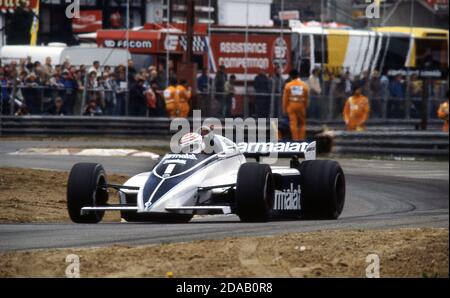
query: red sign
[
  {"left": 96, "top": 26, "right": 291, "bottom": 76},
  {"left": 210, "top": 34, "right": 291, "bottom": 75},
  {"left": 72, "top": 10, "right": 103, "bottom": 33},
  {"left": 279, "top": 10, "right": 300, "bottom": 21},
  {"left": 97, "top": 30, "right": 161, "bottom": 54},
  {"left": 0, "top": 0, "right": 38, "bottom": 11},
  {"left": 96, "top": 30, "right": 208, "bottom": 55}
]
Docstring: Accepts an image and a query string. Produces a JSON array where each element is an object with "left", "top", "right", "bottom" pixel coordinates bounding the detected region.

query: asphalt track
[{"left": 0, "top": 139, "right": 448, "bottom": 251}]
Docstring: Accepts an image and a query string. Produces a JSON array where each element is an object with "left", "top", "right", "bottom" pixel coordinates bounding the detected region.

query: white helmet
[
  {"left": 196, "top": 126, "right": 213, "bottom": 137},
  {"left": 179, "top": 133, "right": 205, "bottom": 154}
]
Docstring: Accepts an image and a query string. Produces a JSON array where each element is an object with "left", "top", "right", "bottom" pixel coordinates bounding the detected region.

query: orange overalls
[
  {"left": 163, "top": 85, "right": 179, "bottom": 118},
  {"left": 437, "top": 101, "right": 449, "bottom": 132},
  {"left": 283, "top": 79, "right": 309, "bottom": 141},
  {"left": 343, "top": 95, "right": 370, "bottom": 131},
  {"left": 176, "top": 85, "right": 192, "bottom": 118}
]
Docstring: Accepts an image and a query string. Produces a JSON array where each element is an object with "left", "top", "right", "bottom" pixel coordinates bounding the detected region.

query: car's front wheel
[
  {"left": 235, "top": 163, "right": 274, "bottom": 222},
  {"left": 67, "top": 163, "right": 108, "bottom": 223}
]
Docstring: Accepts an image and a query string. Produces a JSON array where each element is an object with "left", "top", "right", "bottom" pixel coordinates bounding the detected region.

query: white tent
[{"left": 0, "top": 45, "right": 131, "bottom": 67}]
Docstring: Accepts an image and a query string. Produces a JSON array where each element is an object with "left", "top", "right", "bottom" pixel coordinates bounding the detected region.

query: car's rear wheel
[
  {"left": 235, "top": 163, "right": 274, "bottom": 222},
  {"left": 299, "top": 160, "right": 346, "bottom": 219},
  {"left": 67, "top": 163, "right": 108, "bottom": 223}
]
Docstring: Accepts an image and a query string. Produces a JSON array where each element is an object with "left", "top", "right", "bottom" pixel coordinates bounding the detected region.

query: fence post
[
  {"left": 40, "top": 87, "right": 45, "bottom": 114},
  {"left": 421, "top": 78, "right": 430, "bottom": 130},
  {"left": 327, "top": 81, "right": 335, "bottom": 121},
  {"left": 405, "top": 75, "right": 411, "bottom": 119},
  {"left": 382, "top": 83, "right": 388, "bottom": 120},
  {"left": 81, "top": 73, "right": 88, "bottom": 115},
  {"left": 270, "top": 78, "right": 276, "bottom": 119},
  {"left": 10, "top": 75, "right": 17, "bottom": 116},
  {"left": 244, "top": 90, "right": 249, "bottom": 118},
  {"left": 125, "top": 87, "right": 129, "bottom": 117}
]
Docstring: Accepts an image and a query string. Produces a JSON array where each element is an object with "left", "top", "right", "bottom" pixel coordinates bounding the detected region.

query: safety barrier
[
  {"left": 0, "top": 116, "right": 447, "bottom": 158},
  {"left": 332, "top": 131, "right": 449, "bottom": 158},
  {"left": 0, "top": 116, "right": 444, "bottom": 134}
]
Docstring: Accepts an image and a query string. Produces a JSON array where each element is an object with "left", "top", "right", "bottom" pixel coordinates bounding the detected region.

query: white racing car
[{"left": 67, "top": 130, "right": 345, "bottom": 223}]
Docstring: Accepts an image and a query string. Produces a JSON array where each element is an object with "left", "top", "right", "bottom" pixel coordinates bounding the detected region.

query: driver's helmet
[
  {"left": 179, "top": 132, "right": 205, "bottom": 154},
  {"left": 196, "top": 126, "right": 216, "bottom": 153},
  {"left": 196, "top": 126, "right": 214, "bottom": 138}
]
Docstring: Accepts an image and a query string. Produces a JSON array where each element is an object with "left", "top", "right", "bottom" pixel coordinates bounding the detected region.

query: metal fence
[
  {"left": 0, "top": 85, "right": 129, "bottom": 117},
  {"left": 0, "top": 79, "right": 448, "bottom": 121},
  {"left": 197, "top": 79, "right": 448, "bottom": 121}
]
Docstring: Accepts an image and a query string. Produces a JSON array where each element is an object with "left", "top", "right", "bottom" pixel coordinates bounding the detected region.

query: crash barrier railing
[
  {"left": 1, "top": 116, "right": 447, "bottom": 158},
  {"left": 332, "top": 131, "right": 449, "bottom": 158},
  {"left": 0, "top": 115, "right": 444, "bottom": 135}
]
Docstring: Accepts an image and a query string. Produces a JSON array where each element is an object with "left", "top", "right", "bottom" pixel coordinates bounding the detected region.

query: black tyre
[
  {"left": 235, "top": 163, "right": 275, "bottom": 222},
  {"left": 299, "top": 160, "right": 346, "bottom": 219},
  {"left": 67, "top": 163, "right": 108, "bottom": 223},
  {"left": 121, "top": 212, "right": 193, "bottom": 223}
]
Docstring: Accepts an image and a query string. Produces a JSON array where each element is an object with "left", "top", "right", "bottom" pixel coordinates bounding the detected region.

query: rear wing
[{"left": 237, "top": 141, "right": 316, "bottom": 160}]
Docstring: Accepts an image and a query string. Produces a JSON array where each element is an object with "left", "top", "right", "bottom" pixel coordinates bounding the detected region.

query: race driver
[
  {"left": 282, "top": 69, "right": 309, "bottom": 141},
  {"left": 179, "top": 132, "right": 205, "bottom": 154},
  {"left": 179, "top": 126, "right": 217, "bottom": 154}
]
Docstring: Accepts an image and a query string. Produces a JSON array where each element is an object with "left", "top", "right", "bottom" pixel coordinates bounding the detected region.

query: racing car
[{"left": 67, "top": 130, "right": 345, "bottom": 223}]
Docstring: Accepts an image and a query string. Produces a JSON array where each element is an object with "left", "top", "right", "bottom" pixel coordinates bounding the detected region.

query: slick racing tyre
[
  {"left": 67, "top": 163, "right": 108, "bottom": 223},
  {"left": 299, "top": 160, "right": 346, "bottom": 219},
  {"left": 236, "top": 163, "right": 275, "bottom": 222}
]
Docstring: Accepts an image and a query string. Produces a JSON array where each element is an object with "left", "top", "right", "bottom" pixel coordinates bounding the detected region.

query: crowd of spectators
[
  {"left": 0, "top": 58, "right": 174, "bottom": 117},
  {"left": 206, "top": 65, "right": 447, "bottom": 120},
  {"left": 0, "top": 56, "right": 448, "bottom": 121},
  {"left": 303, "top": 67, "right": 448, "bottom": 120}
]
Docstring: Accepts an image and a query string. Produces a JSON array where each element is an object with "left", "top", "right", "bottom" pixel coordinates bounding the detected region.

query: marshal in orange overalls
[
  {"left": 437, "top": 100, "right": 449, "bottom": 132},
  {"left": 176, "top": 84, "right": 192, "bottom": 118},
  {"left": 282, "top": 79, "right": 309, "bottom": 141},
  {"left": 163, "top": 85, "right": 179, "bottom": 118},
  {"left": 343, "top": 94, "right": 370, "bottom": 131}
]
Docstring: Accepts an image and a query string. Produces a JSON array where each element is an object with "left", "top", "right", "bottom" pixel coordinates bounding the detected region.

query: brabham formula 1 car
[{"left": 67, "top": 132, "right": 346, "bottom": 223}]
